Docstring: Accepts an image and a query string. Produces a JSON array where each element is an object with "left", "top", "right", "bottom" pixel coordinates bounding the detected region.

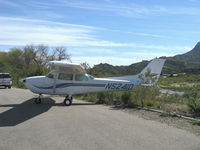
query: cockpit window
[
  {"left": 46, "top": 70, "right": 55, "bottom": 79},
  {"left": 75, "top": 74, "right": 89, "bottom": 81},
  {"left": 87, "top": 74, "right": 94, "bottom": 80},
  {"left": 58, "top": 73, "right": 73, "bottom": 81}
]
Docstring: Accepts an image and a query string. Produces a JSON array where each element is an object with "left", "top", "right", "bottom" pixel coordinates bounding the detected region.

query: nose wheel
[
  {"left": 34, "top": 97, "right": 41, "bottom": 104},
  {"left": 34, "top": 94, "right": 42, "bottom": 104},
  {"left": 64, "top": 96, "right": 72, "bottom": 106}
]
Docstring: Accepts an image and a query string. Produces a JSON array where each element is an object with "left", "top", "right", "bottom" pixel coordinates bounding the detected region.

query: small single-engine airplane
[{"left": 20, "top": 58, "right": 165, "bottom": 106}]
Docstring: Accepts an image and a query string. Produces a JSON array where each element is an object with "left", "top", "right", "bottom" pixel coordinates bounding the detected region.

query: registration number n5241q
[{"left": 105, "top": 83, "right": 134, "bottom": 90}]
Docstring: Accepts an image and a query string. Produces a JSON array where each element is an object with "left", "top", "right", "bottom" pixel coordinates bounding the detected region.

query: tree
[
  {"left": 0, "top": 44, "right": 72, "bottom": 87},
  {"left": 138, "top": 68, "right": 157, "bottom": 107},
  {"left": 0, "top": 52, "right": 8, "bottom": 72},
  {"left": 34, "top": 44, "right": 50, "bottom": 66},
  {"left": 52, "top": 46, "right": 71, "bottom": 61},
  {"left": 138, "top": 68, "right": 157, "bottom": 85},
  {"left": 80, "top": 62, "right": 91, "bottom": 73}
]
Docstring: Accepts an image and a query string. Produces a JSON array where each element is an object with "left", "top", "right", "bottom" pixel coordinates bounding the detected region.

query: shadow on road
[
  {"left": 0, "top": 98, "right": 55, "bottom": 127},
  {"left": 0, "top": 98, "right": 99, "bottom": 127}
]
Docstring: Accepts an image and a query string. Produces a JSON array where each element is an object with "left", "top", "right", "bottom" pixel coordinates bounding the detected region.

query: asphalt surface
[{"left": 0, "top": 88, "right": 199, "bottom": 150}]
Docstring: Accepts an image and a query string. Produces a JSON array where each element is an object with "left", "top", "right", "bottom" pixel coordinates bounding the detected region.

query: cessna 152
[{"left": 20, "top": 58, "right": 165, "bottom": 106}]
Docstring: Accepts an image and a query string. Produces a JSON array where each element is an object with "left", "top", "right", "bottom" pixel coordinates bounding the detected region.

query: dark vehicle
[{"left": 0, "top": 73, "right": 12, "bottom": 88}]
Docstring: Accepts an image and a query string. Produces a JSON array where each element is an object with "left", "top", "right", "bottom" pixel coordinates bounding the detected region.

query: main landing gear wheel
[{"left": 64, "top": 96, "right": 72, "bottom": 106}]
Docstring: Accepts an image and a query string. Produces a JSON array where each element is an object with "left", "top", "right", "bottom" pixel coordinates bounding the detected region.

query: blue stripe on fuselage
[{"left": 33, "top": 83, "right": 106, "bottom": 89}]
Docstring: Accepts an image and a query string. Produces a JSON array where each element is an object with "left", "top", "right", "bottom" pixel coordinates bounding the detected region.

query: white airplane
[{"left": 20, "top": 58, "right": 165, "bottom": 106}]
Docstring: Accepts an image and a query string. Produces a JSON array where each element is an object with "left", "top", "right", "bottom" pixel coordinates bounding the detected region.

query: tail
[
  {"left": 106, "top": 58, "right": 165, "bottom": 85},
  {"left": 138, "top": 58, "right": 166, "bottom": 85}
]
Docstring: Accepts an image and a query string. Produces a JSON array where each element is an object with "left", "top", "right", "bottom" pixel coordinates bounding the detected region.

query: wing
[{"left": 48, "top": 61, "right": 86, "bottom": 74}]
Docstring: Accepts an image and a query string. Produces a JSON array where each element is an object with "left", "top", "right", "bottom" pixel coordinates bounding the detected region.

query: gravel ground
[{"left": 117, "top": 107, "right": 200, "bottom": 136}]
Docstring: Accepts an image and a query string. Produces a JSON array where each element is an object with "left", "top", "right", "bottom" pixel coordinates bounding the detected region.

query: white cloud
[
  {"left": 0, "top": 16, "right": 191, "bottom": 51},
  {"left": 131, "top": 44, "right": 191, "bottom": 51},
  {"left": 70, "top": 48, "right": 116, "bottom": 55},
  {"left": 0, "top": 0, "right": 20, "bottom": 7},
  {"left": 124, "top": 52, "right": 176, "bottom": 57},
  {"left": 57, "top": 0, "right": 200, "bottom": 17},
  {"left": 71, "top": 51, "right": 178, "bottom": 66},
  {"left": 72, "top": 56, "right": 141, "bottom": 66},
  {"left": 0, "top": 16, "right": 192, "bottom": 66}
]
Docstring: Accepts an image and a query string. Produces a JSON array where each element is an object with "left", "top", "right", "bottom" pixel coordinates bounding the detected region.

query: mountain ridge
[{"left": 90, "top": 42, "right": 200, "bottom": 76}]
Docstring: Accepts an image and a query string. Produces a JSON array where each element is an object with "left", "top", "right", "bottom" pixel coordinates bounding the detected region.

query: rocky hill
[{"left": 90, "top": 42, "right": 200, "bottom": 76}]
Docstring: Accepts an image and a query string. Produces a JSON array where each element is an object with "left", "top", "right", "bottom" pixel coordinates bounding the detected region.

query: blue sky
[{"left": 0, "top": 0, "right": 200, "bottom": 66}]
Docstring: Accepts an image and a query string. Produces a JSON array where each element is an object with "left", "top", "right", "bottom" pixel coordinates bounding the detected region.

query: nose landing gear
[{"left": 34, "top": 94, "right": 42, "bottom": 104}]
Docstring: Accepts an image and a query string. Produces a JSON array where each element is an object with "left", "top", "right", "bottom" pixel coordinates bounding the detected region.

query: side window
[
  {"left": 58, "top": 73, "right": 73, "bottom": 81},
  {"left": 75, "top": 74, "right": 88, "bottom": 81},
  {"left": 0, "top": 74, "right": 10, "bottom": 78}
]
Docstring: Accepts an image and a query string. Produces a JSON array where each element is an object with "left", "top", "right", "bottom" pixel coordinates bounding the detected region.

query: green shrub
[
  {"left": 106, "top": 92, "right": 121, "bottom": 105},
  {"left": 97, "top": 92, "right": 106, "bottom": 104},
  {"left": 80, "top": 93, "right": 98, "bottom": 103},
  {"left": 160, "top": 112, "right": 178, "bottom": 118},
  {"left": 188, "top": 98, "right": 200, "bottom": 117},
  {"left": 121, "top": 92, "right": 132, "bottom": 106},
  {"left": 132, "top": 86, "right": 159, "bottom": 107},
  {"left": 192, "top": 120, "right": 200, "bottom": 126},
  {"left": 144, "top": 99, "right": 156, "bottom": 107}
]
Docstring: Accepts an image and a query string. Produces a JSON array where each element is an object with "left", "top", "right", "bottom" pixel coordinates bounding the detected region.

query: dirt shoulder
[{"left": 111, "top": 106, "right": 200, "bottom": 136}]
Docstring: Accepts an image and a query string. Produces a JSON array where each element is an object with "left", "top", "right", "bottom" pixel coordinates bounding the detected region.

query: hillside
[
  {"left": 90, "top": 42, "right": 200, "bottom": 76},
  {"left": 164, "top": 41, "right": 200, "bottom": 74}
]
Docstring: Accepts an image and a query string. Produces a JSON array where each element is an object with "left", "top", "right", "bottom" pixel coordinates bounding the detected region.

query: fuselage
[{"left": 23, "top": 74, "right": 141, "bottom": 96}]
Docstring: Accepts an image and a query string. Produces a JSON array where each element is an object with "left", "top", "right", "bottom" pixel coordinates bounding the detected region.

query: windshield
[
  {"left": 46, "top": 70, "right": 55, "bottom": 79},
  {"left": 87, "top": 74, "right": 94, "bottom": 80}
]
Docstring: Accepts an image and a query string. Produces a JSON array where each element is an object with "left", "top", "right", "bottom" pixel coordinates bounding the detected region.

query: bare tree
[
  {"left": 34, "top": 44, "right": 50, "bottom": 65},
  {"left": 53, "top": 46, "right": 71, "bottom": 62}
]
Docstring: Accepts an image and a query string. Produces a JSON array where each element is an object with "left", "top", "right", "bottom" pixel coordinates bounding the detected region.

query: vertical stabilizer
[{"left": 139, "top": 58, "right": 166, "bottom": 84}]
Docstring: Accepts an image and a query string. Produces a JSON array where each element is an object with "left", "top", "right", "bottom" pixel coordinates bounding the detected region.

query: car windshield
[{"left": 0, "top": 74, "right": 11, "bottom": 78}]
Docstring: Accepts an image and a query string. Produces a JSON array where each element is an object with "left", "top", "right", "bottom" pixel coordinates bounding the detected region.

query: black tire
[
  {"left": 8, "top": 86, "right": 11, "bottom": 89},
  {"left": 34, "top": 98, "right": 41, "bottom": 104},
  {"left": 64, "top": 99, "right": 72, "bottom": 106}
]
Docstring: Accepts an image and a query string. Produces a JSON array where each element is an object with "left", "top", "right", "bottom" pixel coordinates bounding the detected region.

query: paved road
[{"left": 0, "top": 88, "right": 199, "bottom": 150}]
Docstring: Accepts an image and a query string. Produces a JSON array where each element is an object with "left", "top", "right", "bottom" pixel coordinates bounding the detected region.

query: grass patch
[
  {"left": 160, "top": 112, "right": 179, "bottom": 118},
  {"left": 192, "top": 120, "right": 200, "bottom": 126}
]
